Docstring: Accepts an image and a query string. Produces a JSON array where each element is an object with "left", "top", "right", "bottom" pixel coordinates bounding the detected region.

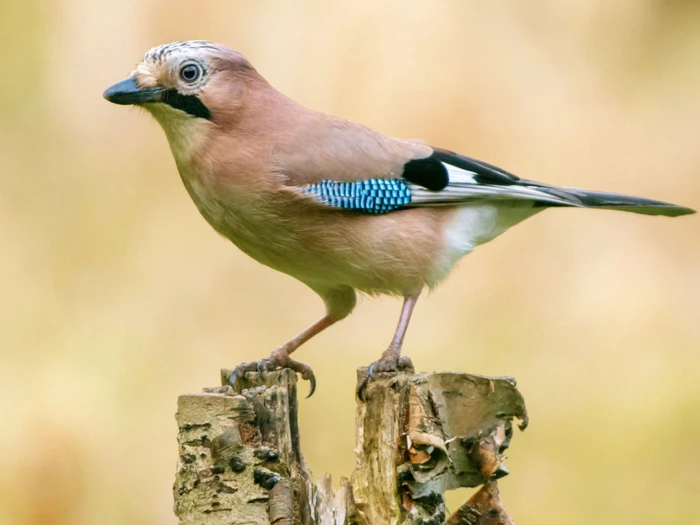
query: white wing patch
[{"left": 444, "top": 164, "right": 477, "bottom": 184}]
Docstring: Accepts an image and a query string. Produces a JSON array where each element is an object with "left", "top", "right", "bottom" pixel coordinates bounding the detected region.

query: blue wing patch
[{"left": 303, "top": 179, "right": 412, "bottom": 214}]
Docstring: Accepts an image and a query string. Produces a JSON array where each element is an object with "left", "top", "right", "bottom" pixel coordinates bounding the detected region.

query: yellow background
[{"left": 1, "top": 1, "right": 699, "bottom": 524}]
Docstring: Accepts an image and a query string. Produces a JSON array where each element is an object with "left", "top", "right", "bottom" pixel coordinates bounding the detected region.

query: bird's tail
[{"left": 530, "top": 184, "right": 695, "bottom": 217}]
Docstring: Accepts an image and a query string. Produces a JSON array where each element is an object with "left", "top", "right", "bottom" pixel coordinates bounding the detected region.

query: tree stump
[{"left": 173, "top": 368, "right": 528, "bottom": 525}]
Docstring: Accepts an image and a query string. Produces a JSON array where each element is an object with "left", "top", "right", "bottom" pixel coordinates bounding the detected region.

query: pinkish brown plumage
[{"left": 104, "top": 41, "right": 695, "bottom": 397}]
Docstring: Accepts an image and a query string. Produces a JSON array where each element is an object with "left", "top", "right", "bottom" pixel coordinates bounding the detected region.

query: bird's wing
[
  {"left": 273, "top": 113, "right": 440, "bottom": 187},
  {"left": 273, "top": 116, "right": 582, "bottom": 214}
]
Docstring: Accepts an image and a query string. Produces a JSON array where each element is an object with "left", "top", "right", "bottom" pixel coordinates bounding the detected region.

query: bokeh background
[{"left": 2, "top": 1, "right": 699, "bottom": 524}]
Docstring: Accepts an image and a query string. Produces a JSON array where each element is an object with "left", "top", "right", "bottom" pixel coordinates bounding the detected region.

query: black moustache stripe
[{"left": 161, "top": 90, "right": 212, "bottom": 120}]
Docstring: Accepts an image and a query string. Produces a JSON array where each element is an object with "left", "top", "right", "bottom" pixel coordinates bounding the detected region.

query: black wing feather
[
  {"left": 433, "top": 148, "right": 520, "bottom": 185},
  {"left": 401, "top": 154, "right": 449, "bottom": 191},
  {"left": 400, "top": 147, "right": 522, "bottom": 191}
]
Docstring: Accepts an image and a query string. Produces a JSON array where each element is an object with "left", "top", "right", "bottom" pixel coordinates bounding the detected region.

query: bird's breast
[{"left": 175, "top": 159, "right": 230, "bottom": 230}]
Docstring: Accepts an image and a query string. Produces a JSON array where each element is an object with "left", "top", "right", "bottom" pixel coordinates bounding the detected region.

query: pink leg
[
  {"left": 379, "top": 294, "right": 419, "bottom": 364},
  {"left": 357, "top": 295, "right": 420, "bottom": 399},
  {"left": 270, "top": 315, "right": 336, "bottom": 360}
]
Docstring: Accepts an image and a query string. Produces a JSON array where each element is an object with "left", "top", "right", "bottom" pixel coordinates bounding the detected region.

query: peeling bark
[{"left": 173, "top": 368, "right": 526, "bottom": 524}]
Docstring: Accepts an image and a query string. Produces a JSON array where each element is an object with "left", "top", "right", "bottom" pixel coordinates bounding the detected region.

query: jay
[{"left": 104, "top": 41, "right": 694, "bottom": 397}]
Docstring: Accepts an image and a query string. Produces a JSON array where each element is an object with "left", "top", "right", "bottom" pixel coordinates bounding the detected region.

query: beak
[{"left": 103, "top": 77, "right": 164, "bottom": 105}]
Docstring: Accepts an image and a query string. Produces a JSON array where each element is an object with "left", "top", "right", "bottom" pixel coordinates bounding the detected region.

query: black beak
[{"left": 103, "top": 77, "right": 164, "bottom": 105}]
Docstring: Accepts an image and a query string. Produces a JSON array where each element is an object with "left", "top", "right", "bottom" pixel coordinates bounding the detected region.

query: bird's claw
[
  {"left": 229, "top": 355, "right": 317, "bottom": 398},
  {"left": 256, "top": 360, "right": 270, "bottom": 378},
  {"left": 356, "top": 355, "right": 414, "bottom": 402},
  {"left": 300, "top": 368, "right": 317, "bottom": 398}
]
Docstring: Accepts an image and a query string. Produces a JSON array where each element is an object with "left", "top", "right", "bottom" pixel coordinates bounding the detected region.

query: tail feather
[{"left": 532, "top": 186, "right": 695, "bottom": 217}]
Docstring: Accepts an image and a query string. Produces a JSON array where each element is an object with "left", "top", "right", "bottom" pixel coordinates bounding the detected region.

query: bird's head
[{"left": 104, "top": 41, "right": 259, "bottom": 132}]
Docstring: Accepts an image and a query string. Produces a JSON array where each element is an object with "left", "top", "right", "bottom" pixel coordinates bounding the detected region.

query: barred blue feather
[{"left": 303, "top": 179, "right": 412, "bottom": 214}]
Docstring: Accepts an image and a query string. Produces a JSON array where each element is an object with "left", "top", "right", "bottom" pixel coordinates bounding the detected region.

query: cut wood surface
[{"left": 173, "top": 368, "right": 527, "bottom": 525}]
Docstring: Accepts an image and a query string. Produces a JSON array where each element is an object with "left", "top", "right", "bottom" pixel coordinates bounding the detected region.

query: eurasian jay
[{"left": 104, "top": 41, "right": 694, "bottom": 397}]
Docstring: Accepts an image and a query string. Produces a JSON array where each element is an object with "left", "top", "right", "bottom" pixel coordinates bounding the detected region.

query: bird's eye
[{"left": 180, "top": 63, "right": 203, "bottom": 83}]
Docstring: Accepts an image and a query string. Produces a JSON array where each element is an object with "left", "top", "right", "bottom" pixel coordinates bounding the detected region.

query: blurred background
[{"left": 1, "top": 1, "right": 699, "bottom": 524}]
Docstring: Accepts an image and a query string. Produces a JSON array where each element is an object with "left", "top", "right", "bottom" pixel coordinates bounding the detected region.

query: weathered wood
[
  {"left": 446, "top": 482, "right": 515, "bottom": 525},
  {"left": 173, "top": 368, "right": 527, "bottom": 525}
]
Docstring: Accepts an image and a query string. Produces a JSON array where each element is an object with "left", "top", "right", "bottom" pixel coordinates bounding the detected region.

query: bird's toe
[
  {"left": 281, "top": 358, "right": 317, "bottom": 398},
  {"left": 230, "top": 355, "right": 317, "bottom": 398},
  {"left": 356, "top": 354, "right": 414, "bottom": 402},
  {"left": 397, "top": 355, "right": 414, "bottom": 372},
  {"left": 229, "top": 360, "right": 260, "bottom": 391}
]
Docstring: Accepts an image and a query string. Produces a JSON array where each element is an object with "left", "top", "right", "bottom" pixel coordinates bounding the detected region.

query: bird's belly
[
  {"left": 216, "top": 207, "right": 444, "bottom": 296},
  {"left": 429, "top": 202, "right": 541, "bottom": 283}
]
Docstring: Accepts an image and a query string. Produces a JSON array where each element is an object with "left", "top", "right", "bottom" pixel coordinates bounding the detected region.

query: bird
[{"left": 104, "top": 40, "right": 695, "bottom": 399}]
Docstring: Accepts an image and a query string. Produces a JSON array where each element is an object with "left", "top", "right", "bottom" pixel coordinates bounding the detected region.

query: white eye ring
[{"left": 179, "top": 63, "right": 203, "bottom": 84}]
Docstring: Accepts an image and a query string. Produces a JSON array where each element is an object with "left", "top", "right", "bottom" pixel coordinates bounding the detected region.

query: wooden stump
[{"left": 173, "top": 368, "right": 528, "bottom": 525}]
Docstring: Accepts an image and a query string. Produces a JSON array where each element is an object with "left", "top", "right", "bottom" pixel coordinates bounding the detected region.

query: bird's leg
[
  {"left": 230, "top": 315, "right": 336, "bottom": 398},
  {"left": 357, "top": 294, "right": 419, "bottom": 399}
]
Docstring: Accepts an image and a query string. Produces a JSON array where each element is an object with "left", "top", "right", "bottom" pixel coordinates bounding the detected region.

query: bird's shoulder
[{"left": 272, "top": 111, "right": 434, "bottom": 187}]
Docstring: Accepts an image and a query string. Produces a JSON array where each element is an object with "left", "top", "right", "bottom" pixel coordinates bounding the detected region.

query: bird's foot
[
  {"left": 229, "top": 349, "right": 316, "bottom": 398},
  {"left": 356, "top": 350, "right": 414, "bottom": 401}
]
